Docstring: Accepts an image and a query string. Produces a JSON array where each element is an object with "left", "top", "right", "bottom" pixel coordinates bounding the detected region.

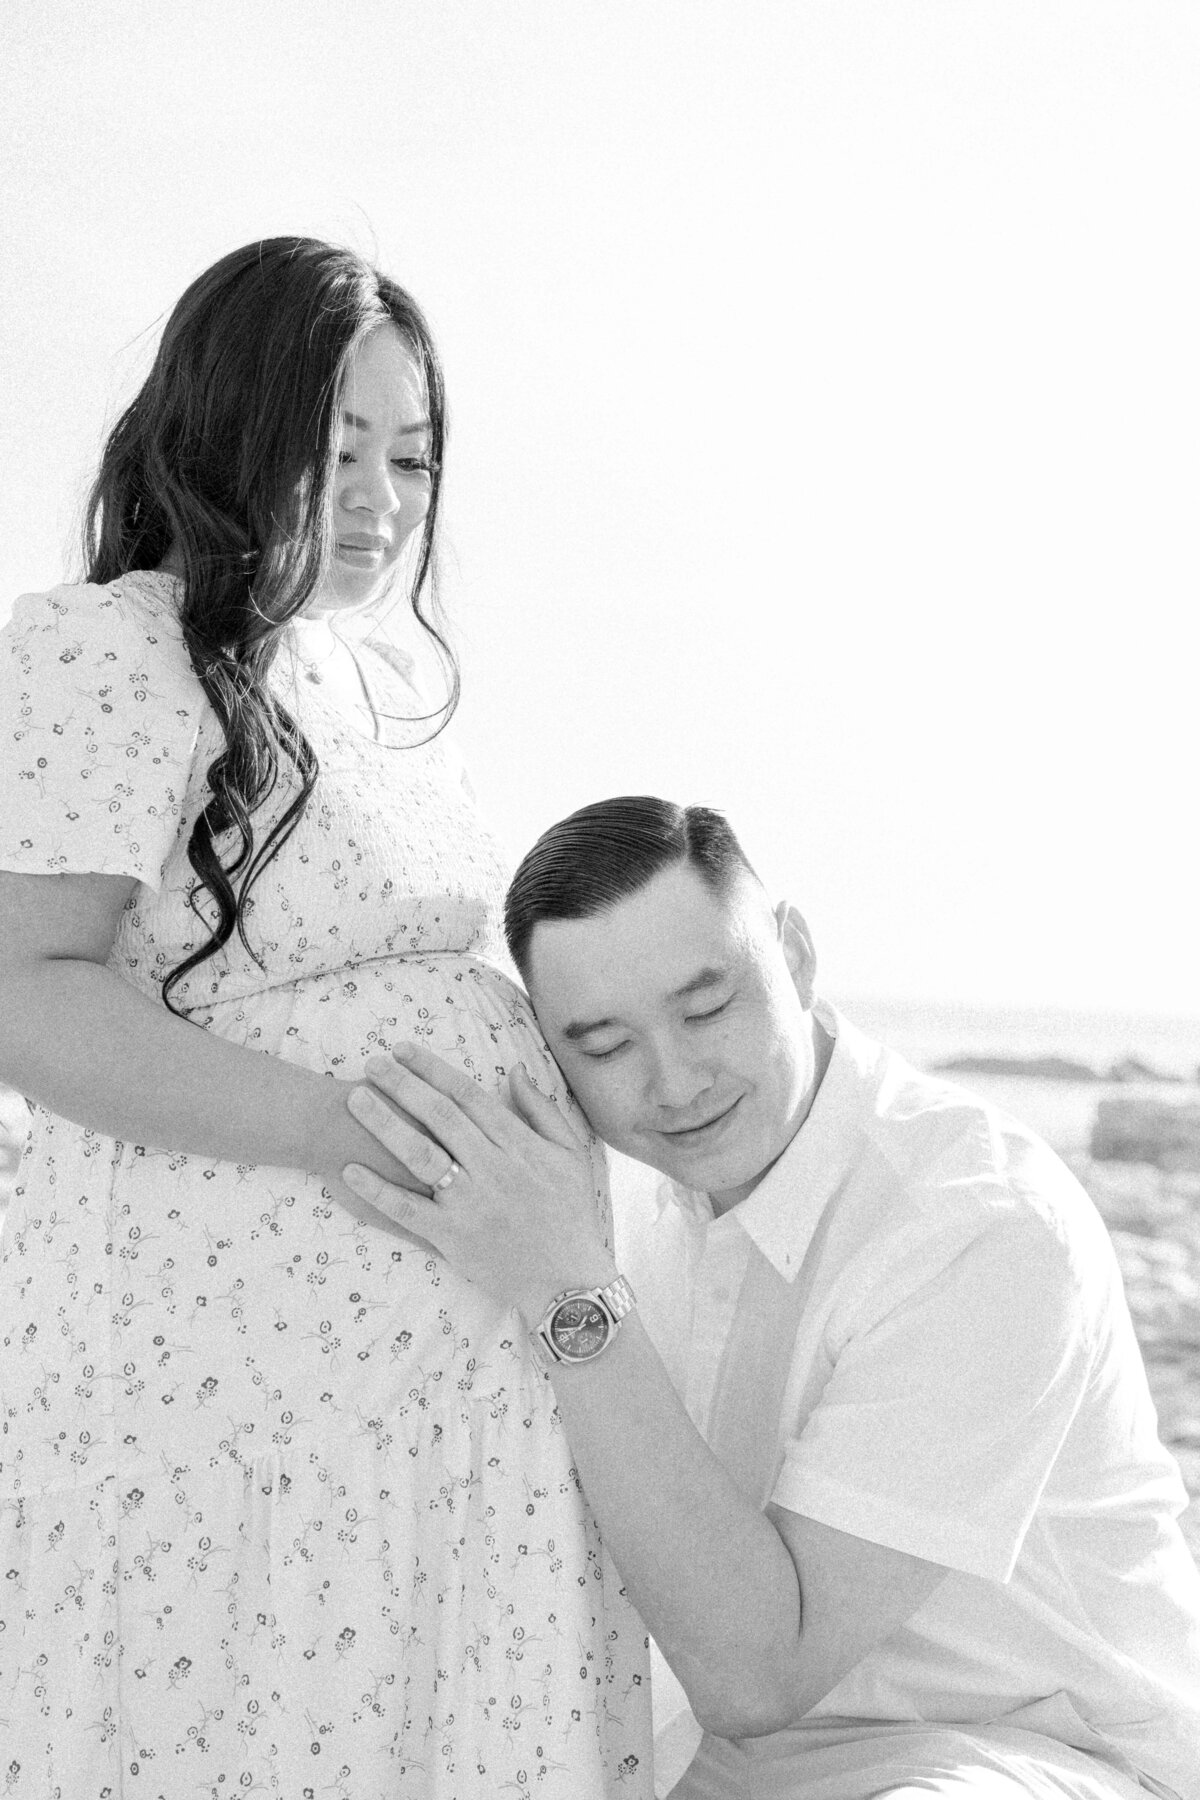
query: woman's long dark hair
[{"left": 83, "top": 237, "right": 455, "bottom": 1014}]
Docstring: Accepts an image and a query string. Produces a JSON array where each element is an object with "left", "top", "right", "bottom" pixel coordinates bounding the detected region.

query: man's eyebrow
[
  {"left": 559, "top": 966, "right": 730, "bottom": 1042},
  {"left": 341, "top": 411, "right": 432, "bottom": 435},
  {"left": 561, "top": 1015, "right": 620, "bottom": 1043},
  {"left": 669, "top": 966, "right": 729, "bottom": 1001}
]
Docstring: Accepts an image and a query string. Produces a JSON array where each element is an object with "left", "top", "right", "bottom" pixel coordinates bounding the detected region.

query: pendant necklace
[{"left": 291, "top": 629, "right": 382, "bottom": 739}]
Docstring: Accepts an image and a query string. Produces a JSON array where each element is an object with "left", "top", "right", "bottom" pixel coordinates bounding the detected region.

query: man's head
[{"left": 505, "top": 797, "right": 826, "bottom": 1212}]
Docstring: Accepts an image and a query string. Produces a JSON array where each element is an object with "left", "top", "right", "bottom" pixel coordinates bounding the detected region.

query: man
[{"left": 341, "top": 796, "right": 1200, "bottom": 1800}]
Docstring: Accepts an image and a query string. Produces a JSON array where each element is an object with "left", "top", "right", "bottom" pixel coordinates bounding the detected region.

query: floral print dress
[{"left": 0, "top": 572, "right": 651, "bottom": 1799}]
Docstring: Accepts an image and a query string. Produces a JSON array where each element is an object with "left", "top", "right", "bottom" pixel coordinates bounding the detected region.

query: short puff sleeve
[{"left": 0, "top": 578, "right": 204, "bottom": 889}]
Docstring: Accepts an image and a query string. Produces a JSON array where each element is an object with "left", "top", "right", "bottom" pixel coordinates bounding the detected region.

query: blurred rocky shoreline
[
  {"left": 936, "top": 1051, "right": 1200, "bottom": 1086},
  {"left": 1, "top": 1079, "right": 1198, "bottom": 1558},
  {"left": 934, "top": 1056, "right": 1200, "bottom": 1174},
  {"left": 1060, "top": 1150, "right": 1200, "bottom": 1557}
]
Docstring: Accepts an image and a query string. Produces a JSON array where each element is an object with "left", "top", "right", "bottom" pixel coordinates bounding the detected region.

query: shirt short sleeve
[
  {"left": 0, "top": 578, "right": 204, "bottom": 889},
  {"left": 770, "top": 1206, "right": 1099, "bottom": 1582}
]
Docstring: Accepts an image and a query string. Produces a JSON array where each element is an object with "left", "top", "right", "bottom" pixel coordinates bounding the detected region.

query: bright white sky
[{"left": 2, "top": 1, "right": 1197, "bottom": 1015}]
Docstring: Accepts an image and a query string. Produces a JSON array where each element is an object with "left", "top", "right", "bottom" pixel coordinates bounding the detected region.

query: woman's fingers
[{"left": 342, "top": 1163, "right": 445, "bottom": 1243}]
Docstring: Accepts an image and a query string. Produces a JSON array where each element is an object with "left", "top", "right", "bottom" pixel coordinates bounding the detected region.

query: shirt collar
[{"left": 657, "top": 1000, "right": 888, "bottom": 1278}]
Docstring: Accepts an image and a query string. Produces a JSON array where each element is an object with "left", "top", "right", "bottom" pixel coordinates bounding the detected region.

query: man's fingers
[
  {"left": 346, "top": 1081, "right": 460, "bottom": 1190},
  {"left": 362, "top": 1048, "right": 494, "bottom": 1159},
  {"left": 391, "top": 1042, "right": 592, "bottom": 1161},
  {"left": 508, "top": 1063, "right": 590, "bottom": 1152},
  {"left": 387, "top": 1041, "right": 514, "bottom": 1146},
  {"left": 360, "top": 1051, "right": 424, "bottom": 1112}
]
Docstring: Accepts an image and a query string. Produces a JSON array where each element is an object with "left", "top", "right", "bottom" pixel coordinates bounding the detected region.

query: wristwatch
[{"left": 531, "top": 1275, "right": 637, "bottom": 1370}]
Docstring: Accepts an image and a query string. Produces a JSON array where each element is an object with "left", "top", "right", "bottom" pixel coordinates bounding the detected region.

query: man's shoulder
[{"left": 827, "top": 1015, "right": 1099, "bottom": 1252}]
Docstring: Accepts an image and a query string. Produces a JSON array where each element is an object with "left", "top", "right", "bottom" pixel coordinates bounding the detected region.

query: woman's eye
[
  {"left": 687, "top": 1001, "right": 729, "bottom": 1024},
  {"left": 337, "top": 452, "right": 432, "bottom": 472},
  {"left": 585, "top": 1042, "right": 629, "bottom": 1063}
]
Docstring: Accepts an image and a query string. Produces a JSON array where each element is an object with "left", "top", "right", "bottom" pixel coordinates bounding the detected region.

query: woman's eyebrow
[{"left": 341, "top": 410, "right": 431, "bottom": 434}]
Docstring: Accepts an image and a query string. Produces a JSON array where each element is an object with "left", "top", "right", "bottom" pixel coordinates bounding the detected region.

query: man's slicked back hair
[{"left": 504, "top": 796, "right": 760, "bottom": 982}]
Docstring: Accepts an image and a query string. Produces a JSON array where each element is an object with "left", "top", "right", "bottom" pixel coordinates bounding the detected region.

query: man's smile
[{"left": 656, "top": 1095, "right": 744, "bottom": 1145}]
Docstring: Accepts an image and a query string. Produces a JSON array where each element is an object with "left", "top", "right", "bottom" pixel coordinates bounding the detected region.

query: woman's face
[{"left": 308, "top": 321, "right": 435, "bottom": 617}]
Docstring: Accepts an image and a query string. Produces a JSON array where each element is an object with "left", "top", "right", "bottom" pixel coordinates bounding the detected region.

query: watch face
[{"left": 549, "top": 1297, "right": 610, "bottom": 1360}]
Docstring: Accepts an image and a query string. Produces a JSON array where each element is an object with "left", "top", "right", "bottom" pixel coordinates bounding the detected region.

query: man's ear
[{"left": 775, "top": 900, "right": 817, "bottom": 1008}]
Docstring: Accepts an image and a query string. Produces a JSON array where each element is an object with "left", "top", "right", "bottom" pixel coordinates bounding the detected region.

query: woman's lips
[{"left": 336, "top": 541, "right": 387, "bottom": 566}]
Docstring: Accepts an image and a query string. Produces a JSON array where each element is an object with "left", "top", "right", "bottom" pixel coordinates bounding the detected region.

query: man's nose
[{"left": 646, "top": 1039, "right": 713, "bottom": 1111}]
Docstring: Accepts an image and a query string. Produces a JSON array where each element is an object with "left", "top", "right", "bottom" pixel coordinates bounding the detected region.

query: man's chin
[{"left": 638, "top": 1137, "right": 767, "bottom": 1199}]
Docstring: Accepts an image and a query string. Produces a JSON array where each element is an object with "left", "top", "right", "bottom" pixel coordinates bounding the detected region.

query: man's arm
[
  {"left": 343, "top": 1043, "right": 947, "bottom": 1736},
  {"left": 543, "top": 1313, "right": 946, "bottom": 1733}
]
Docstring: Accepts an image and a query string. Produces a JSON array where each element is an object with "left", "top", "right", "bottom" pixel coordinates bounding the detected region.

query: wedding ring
[{"left": 433, "top": 1160, "right": 460, "bottom": 1193}]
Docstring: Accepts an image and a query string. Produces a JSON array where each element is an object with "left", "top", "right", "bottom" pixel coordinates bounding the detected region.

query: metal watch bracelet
[{"left": 531, "top": 1274, "right": 637, "bottom": 1371}]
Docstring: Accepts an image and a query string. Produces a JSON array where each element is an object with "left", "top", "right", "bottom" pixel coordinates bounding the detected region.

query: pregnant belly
[
  {"left": 27, "top": 953, "right": 606, "bottom": 1490},
  {"left": 196, "top": 950, "right": 543, "bottom": 1079}
]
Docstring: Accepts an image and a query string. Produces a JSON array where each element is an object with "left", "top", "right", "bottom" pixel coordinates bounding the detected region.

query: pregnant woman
[{"left": 0, "top": 238, "right": 650, "bottom": 1799}]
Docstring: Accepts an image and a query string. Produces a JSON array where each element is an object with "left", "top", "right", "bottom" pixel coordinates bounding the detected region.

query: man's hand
[
  {"left": 344, "top": 1045, "right": 948, "bottom": 1740},
  {"left": 341, "top": 1043, "right": 617, "bottom": 1323}
]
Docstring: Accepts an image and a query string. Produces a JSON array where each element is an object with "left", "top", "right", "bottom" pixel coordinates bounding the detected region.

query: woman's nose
[{"left": 343, "top": 461, "right": 402, "bottom": 518}]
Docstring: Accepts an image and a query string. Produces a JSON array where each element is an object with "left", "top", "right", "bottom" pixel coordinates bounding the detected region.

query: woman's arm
[{"left": 0, "top": 869, "right": 423, "bottom": 1203}]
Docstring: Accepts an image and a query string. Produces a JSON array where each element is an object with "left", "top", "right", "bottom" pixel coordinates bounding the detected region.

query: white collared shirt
[{"left": 613, "top": 1002, "right": 1200, "bottom": 1800}]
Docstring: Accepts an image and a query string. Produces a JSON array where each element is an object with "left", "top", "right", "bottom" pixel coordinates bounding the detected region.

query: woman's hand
[
  {"left": 341, "top": 1043, "right": 617, "bottom": 1324},
  {"left": 305, "top": 1075, "right": 439, "bottom": 1231}
]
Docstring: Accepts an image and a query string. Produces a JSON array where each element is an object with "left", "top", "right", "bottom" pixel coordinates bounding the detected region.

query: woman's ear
[{"left": 774, "top": 900, "right": 818, "bottom": 1008}]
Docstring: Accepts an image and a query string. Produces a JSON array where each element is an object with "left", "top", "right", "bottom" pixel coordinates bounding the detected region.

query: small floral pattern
[{"left": 0, "top": 573, "right": 650, "bottom": 1798}]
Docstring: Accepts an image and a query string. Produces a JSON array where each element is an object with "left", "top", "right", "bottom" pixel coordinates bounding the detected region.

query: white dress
[{"left": 0, "top": 571, "right": 651, "bottom": 1799}]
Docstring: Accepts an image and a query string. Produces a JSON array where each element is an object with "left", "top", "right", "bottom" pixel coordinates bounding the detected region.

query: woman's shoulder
[
  {"left": 7, "top": 569, "right": 201, "bottom": 695},
  {"left": 10, "top": 568, "right": 186, "bottom": 643},
  {"left": 3, "top": 570, "right": 209, "bottom": 758},
  {"left": 0, "top": 571, "right": 206, "bottom": 884}
]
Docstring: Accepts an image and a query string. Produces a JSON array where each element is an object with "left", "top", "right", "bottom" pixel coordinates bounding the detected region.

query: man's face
[{"left": 525, "top": 862, "right": 821, "bottom": 1212}]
